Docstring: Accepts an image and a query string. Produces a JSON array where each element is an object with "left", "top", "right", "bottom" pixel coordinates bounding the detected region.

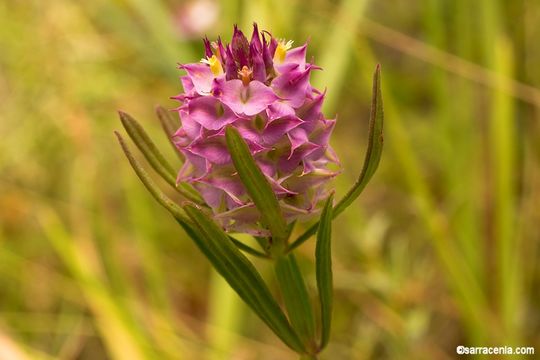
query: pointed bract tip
[
  {"left": 155, "top": 105, "right": 170, "bottom": 116},
  {"left": 113, "top": 130, "right": 123, "bottom": 143},
  {"left": 203, "top": 36, "right": 213, "bottom": 58},
  {"left": 117, "top": 110, "right": 129, "bottom": 120}
]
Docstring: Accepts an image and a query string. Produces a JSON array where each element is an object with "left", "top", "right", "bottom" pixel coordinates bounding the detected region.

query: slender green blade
[
  {"left": 115, "top": 131, "right": 188, "bottom": 223},
  {"left": 229, "top": 236, "right": 270, "bottom": 259},
  {"left": 182, "top": 204, "right": 306, "bottom": 354},
  {"left": 333, "top": 64, "right": 384, "bottom": 215},
  {"left": 155, "top": 105, "right": 185, "bottom": 161},
  {"left": 316, "top": 194, "right": 334, "bottom": 349},
  {"left": 274, "top": 254, "right": 316, "bottom": 350},
  {"left": 119, "top": 111, "right": 176, "bottom": 186},
  {"left": 225, "top": 126, "right": 288, "bottom": 245},
  {"left": 288, "top": 65, "right": 384, "bottom": 251},
  {"left": 118, "top": 112, "right": 204, "bottom": 204}
]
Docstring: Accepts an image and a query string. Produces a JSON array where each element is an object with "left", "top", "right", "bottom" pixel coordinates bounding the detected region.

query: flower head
[{"left": 173, "top": 23, "right": 340, "bottom": 235}]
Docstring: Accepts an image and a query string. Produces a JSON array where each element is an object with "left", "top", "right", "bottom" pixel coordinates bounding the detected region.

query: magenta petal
[
  {"left": 266, "top": 102, "right": 295, "bottom": 120},
  {"left": 262, "top": 115, "right": 303, "bottom": 145},
  {"left": 287, "top": 127, "right": 309, "bottom": 155},
  {"left": 285, "top": 44, "right": 307, "bottom": 68},
  {"left": 274, "top": 62, "right": 299, "bottom": 75},
  {"left": 188, "top": 138, "right": 231, "bottom": 165},
  {"left": 188, "top": 97, "right": 238, "bottom": 130},
  {"left": 265, "top": 175, "right": 297, "bottom": 196},
  {"left": 275, "top": 44, "right": 307, "bottom": 73},
  {"left": 271, "top": 67, "right": 311, "bottom": 108},
  {"left": 310, "top": 118, "right": 336, "bottom": 146},
  {"left": 283, "top": 169, "right": 338, "bottom": 193},
  {"left": 297, "top": 90, "right": 325, "bottom": 122},
  {"left": 177, "top": 109, "right": 203, "bottom": 138},
  {"left": 180, "top": 76, "right": 195, "bottom": 94},
  {"left": 278, "top": 142, "right": 320, "bottom": 174},
  {"left": 195, "top": 183, "right": 225, "bottom": 209},
  {"left": 250, "top": 42, "right": 266, "bottom": 82},
  {"left": 199, "top": 175, "right": 245, "bottom": 205},
  {"left": 250, "top": 23, "right": 262, "bottom": 51},
  {"left": 256, "top": 158, "right": 277, "bottom": 178},
  {"left": 176, "top": 151, "right": 209, "bottom": 182},
  {"left": 217, "top": 79, "right": 279, "bottom": 116},
  {"left": 182, "top": 63, "right": 215, "bottom": 94}
]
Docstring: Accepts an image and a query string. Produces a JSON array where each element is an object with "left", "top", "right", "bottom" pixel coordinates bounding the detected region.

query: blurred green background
[{"left": 1, "top": 0, "right": 539, "bottom": 359}]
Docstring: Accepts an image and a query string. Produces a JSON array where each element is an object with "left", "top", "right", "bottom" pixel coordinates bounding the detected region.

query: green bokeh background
[{"left": 1, "top": 0, "right": 539, "bottom": 359}]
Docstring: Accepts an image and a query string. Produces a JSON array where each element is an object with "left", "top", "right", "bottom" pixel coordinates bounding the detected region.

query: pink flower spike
[{"left": 170, "top": 23, "right": 341, "bottom": 234}]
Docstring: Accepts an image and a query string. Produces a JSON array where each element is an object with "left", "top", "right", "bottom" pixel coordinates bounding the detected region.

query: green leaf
[
  {"left": 118, "top": 111, "right": 203, "bottom": 204},
  {"left": 288, "top": 65, "right": 384, "bottom": 252},
  {"left": 316, "top": 194, "right": 334, "bottom": 349},
  {"left": 225, "top": 126, "right": 288, "bottom": 248},
  {"left": 229, "top": 236, "right": 270, "bottom": 259},
  {"left": 333, "top": 64, "right": 384, "bottom": 216},
  {"left": 115, "top": 131, "right": 188, "bottom": 223},
  {"left": 275, "top": 254, "right": 317, "bottom": 350},
  {"left": 155, "top": 105, "right": 184, "bottom": 161},
  {"left": 182, "top": 204, "right": 306, "bottom": 354},
  {"left": 119, "top": 111, "right": 176, "bottom": 185}
]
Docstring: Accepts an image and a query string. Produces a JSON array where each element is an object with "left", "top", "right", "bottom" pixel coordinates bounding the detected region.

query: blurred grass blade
[
  {"left": 288, "top": 65, "right": 383, "bottom": 251},
  {"left": 155, "top": 105, "right": 184, "bottom": 161},
  {"left": 39, "top": 209, "right": 153, "bottom": 360},
  {"left": 182, "top": 204, "right": 306, "bottom": 354},
  {"left": 316, "top": 194, "right": 334, "bottom": 349},
  {"left": 118, "top": 111, "right": 203, "bottom": 204},
  {"left": 274, "top": 254, "right": 316, "bottom": 349},
  {"left": 333, "top": 64, "right": 384, "bottom": 215},
  {"left": 225, "top": 126, "right": 288, "bottom": 246},
  {"left": 115, "top": 131, "right": 188, "bottom": 222},
  {"left": 312, "top": 0, "right": 369, "bottom": 112}
]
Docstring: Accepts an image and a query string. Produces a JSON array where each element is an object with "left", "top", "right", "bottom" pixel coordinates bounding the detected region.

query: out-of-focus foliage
[{"left": 1, "top": 0, "right": 539, "bottom": 359}]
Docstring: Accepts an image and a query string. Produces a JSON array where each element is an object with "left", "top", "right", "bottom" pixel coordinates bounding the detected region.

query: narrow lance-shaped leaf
[
  {"left": 183, "top": 204, "right": 306, "bottom": 354},
  {"left": 316, "top": 194, "right": 334, "bottom": 349},
  {"left": 154, "top": 106, "right": 203, "bottom": 200},
  {"left": 155, "top": 105, "right": 185, "bottom": 161},
  {"left": 115, "top": 131, "right": 188, "bottom": 223},
  {"left": 333, "top": 64, "right": 384, "bottom": 215},
  {"left": 288, "top": 65, "right": 384, "bottom": 252},
  {"left": 274, "top": 254, "right": 317, "bottom": 350},
  {"left": 119, "top": 111, "right": 176, "bottom": 184},
  {"left": 119, "top": 111, "right": 203, "bottom": 204},
  {"left": 225, "top": 126, "right": 288, "bottom": 247},
  {"left": 229, "top": 237, "right": 270, "bottom": 259}
]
